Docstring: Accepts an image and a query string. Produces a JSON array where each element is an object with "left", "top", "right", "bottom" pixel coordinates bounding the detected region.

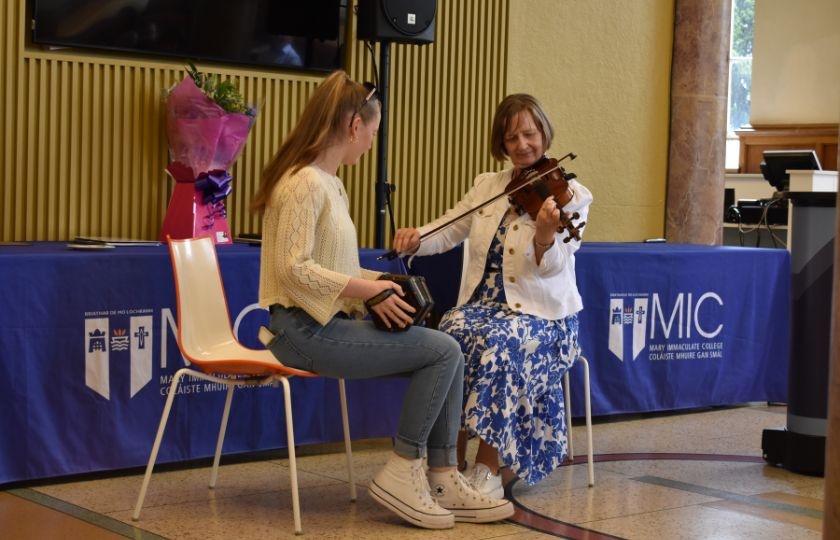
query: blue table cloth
[
  {"left": 0, "top": 241, "right": 789, "bottom": 484},
  {"left": 575, "top": 243, "right": 789, "bottom": 415},
  {"left": 407, "top": 242, "right": 790, "bottom": 416},
  {"left": 0, "top": 242, "right": 406, "bottom": 484}
]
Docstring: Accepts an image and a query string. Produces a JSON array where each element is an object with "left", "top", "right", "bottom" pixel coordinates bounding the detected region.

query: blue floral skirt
[
  {"left": 440, "top": 306, "right": 580, "bottom": 484},
  {"left": 438, "top": 213, "right": 581, "bottom": 485}
]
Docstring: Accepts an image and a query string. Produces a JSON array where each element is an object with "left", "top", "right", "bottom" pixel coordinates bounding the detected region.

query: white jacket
[{"left": 415, "top": 168, "right": 593, "bottom": 320}]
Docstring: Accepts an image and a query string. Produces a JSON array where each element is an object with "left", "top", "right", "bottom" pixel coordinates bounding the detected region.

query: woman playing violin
[{"left": 393, "top": 93, "right": 593, "bottom": 494}]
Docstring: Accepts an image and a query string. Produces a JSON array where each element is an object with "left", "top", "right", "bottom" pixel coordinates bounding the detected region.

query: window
[{"left": 725, "top": 0, "right": 755, "bottom": 171}]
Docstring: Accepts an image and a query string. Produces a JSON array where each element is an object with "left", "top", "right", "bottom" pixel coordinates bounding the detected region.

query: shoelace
[
  {"left": 455, "top": 471, "right": 493, "bottom": 502},
  {"left": 411, "top": 463, "right": 439, "bottom": 509},
  {"left": 467, "top": 467, "right": 488, "bottom": 487},
  {"left": 466, "top": 468, "right": 499, "bottom": 500}
]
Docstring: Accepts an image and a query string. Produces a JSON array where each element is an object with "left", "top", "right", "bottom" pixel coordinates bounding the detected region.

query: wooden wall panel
[
  {"left": 736, "top": 124, "right": 838, "bottom": 174},
  {"left": 1, "top": 0, "right": 508, "bottom": 246}
]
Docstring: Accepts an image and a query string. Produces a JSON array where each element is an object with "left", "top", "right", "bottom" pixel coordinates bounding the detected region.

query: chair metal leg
[
  {"left": 278, "top": 377, "right": 303, "bottom": 535},
  {"left": 133, "top": 368, "right": 189, "bottom": 521},
  {"left": 563, "top": 371, "right": 574, "bottom": 460},
  {"left": 338, "top": 379, "right": 356, "bottom": 502},
  {"left": 133, "top": 367, "right": 350, "bottom": 531},
  {"left": 579, "top": 356, "right": 594, "bottom": 487},
  {"left": 209, "top": 383, "right": 235, "bottom": 488}
]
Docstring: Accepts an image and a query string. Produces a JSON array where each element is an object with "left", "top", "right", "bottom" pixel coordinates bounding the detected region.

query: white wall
[{"left": 751, "top": 0, "right": 840, "bottom": 125}]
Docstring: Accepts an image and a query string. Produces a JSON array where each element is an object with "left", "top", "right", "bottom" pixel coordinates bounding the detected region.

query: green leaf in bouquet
[{"left": 184, "top": 62, "right": 249, "bottom": 115}]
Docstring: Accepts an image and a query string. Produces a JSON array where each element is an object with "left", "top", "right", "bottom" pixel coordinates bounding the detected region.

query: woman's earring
[{"left": 349, "top": 135, "right": 356, "bottom": 143}]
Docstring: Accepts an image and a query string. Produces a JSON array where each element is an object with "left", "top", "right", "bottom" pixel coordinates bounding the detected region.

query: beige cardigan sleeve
[{"left": 268, "top": 171, "right": 351, "bottom": 323}]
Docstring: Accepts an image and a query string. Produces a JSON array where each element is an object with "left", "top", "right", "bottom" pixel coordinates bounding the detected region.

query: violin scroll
[{"left": 560, "top": 212, "right": 585, "bottom": 243}]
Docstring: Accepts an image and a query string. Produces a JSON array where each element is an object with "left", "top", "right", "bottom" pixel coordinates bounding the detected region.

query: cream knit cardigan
[{"left": 259, "top": 165, "right": 381, "bottom": 325}]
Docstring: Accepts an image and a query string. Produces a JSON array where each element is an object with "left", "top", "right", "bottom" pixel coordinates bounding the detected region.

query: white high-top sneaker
[
  {"left": 466, "top": 462, "right": 504, "bottom": 499},
  {"left": 369, "top": 454, "right": 454, "bottom": 529},
  {"left": 428, "top": 469, "right": 514, "bottom": 523}
]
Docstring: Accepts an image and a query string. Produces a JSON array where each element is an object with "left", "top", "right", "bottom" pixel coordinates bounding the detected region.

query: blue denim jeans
[{"left": 267, "top": 305, "right": 464, "bottom": 467}]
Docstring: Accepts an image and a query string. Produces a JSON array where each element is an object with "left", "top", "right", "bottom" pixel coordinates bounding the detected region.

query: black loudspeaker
[
  {"left": 723, "top": 188, "right": 735, "bottom": 221},
  {"left": 357, "top": 0, "right": 436, "bottom": 44}
]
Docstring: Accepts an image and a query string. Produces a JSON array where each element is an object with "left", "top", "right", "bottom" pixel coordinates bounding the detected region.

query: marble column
[
  {"left": 825, "top": 137, "right": 840, "bottom": 538},
  {"left": 665, "top": 0, "right": 732, "bottom": 245}
]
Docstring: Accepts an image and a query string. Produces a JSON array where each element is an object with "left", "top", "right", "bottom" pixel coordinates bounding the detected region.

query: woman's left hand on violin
[
  {"left": 534, "top": 196, "right": 562, "bottom": 245},
  {"left": 392, "top": 228, "right": 421, "bottom": 256}
]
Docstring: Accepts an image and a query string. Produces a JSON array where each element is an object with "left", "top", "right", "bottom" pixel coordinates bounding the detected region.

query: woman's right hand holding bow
[{"left": 392, "top": 228, "right": 421, "bottom": 256}]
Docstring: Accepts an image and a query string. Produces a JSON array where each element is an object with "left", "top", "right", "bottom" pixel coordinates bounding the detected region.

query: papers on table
[{"left": 72, "top": 237, "right": 162, "bottom": 246}]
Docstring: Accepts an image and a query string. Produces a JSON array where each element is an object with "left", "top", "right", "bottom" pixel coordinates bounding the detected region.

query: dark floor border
[
  {"left": 7, "top": 488, "right": 168, "bottom": 540},
  {"left": 633, "top": 475, "right": 822, "bottom": 519},
  {"left": 505, "top": 452, "right": 768, "bottom": 539}
]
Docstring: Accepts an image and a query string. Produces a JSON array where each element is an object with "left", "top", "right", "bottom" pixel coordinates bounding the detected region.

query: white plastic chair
[
  {"left": 132, "top": 236, "right": 356, "bottom": 535},
  {"left": 563, "top": 356, "right": 595, "bottom": 486}
]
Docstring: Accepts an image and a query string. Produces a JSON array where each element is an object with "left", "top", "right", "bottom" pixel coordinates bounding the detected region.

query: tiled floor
[{"left": 0, "top": 404, "right": 825, "bottom": 539}]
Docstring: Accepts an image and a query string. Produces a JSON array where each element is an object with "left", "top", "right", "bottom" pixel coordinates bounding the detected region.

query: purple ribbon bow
[{"left": 195, "top": 169, "right": 233, "bottom": 204}]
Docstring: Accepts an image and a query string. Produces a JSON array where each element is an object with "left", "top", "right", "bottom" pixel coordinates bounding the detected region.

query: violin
[
  {"left": 379, "top": 152, "right": 583, "bottom": 259},
  {"left": 506, "top": 154, "right": 585, "bottom": 243}
]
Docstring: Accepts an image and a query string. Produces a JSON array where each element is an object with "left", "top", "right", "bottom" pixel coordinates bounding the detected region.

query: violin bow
[{"left": 379, "top": 152, "right": 576, "bottom": 260}]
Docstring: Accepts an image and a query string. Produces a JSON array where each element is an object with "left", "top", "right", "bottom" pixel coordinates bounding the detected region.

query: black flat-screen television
[
  {"left": 30, "top": 0, "right": 347, "bottom": 72},
  {"left": 760, "top": 149, "right": 822, "bottom": 191}
]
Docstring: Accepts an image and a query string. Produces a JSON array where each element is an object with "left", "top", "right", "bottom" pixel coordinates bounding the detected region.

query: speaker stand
[{"left": 374, "top": 41, "right": 391, "bottom": 248}]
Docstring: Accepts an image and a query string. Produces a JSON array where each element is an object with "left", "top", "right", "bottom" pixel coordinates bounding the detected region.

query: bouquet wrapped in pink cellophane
[{"left": 159, "top": 75, "right": 255, "bottom": 244}]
